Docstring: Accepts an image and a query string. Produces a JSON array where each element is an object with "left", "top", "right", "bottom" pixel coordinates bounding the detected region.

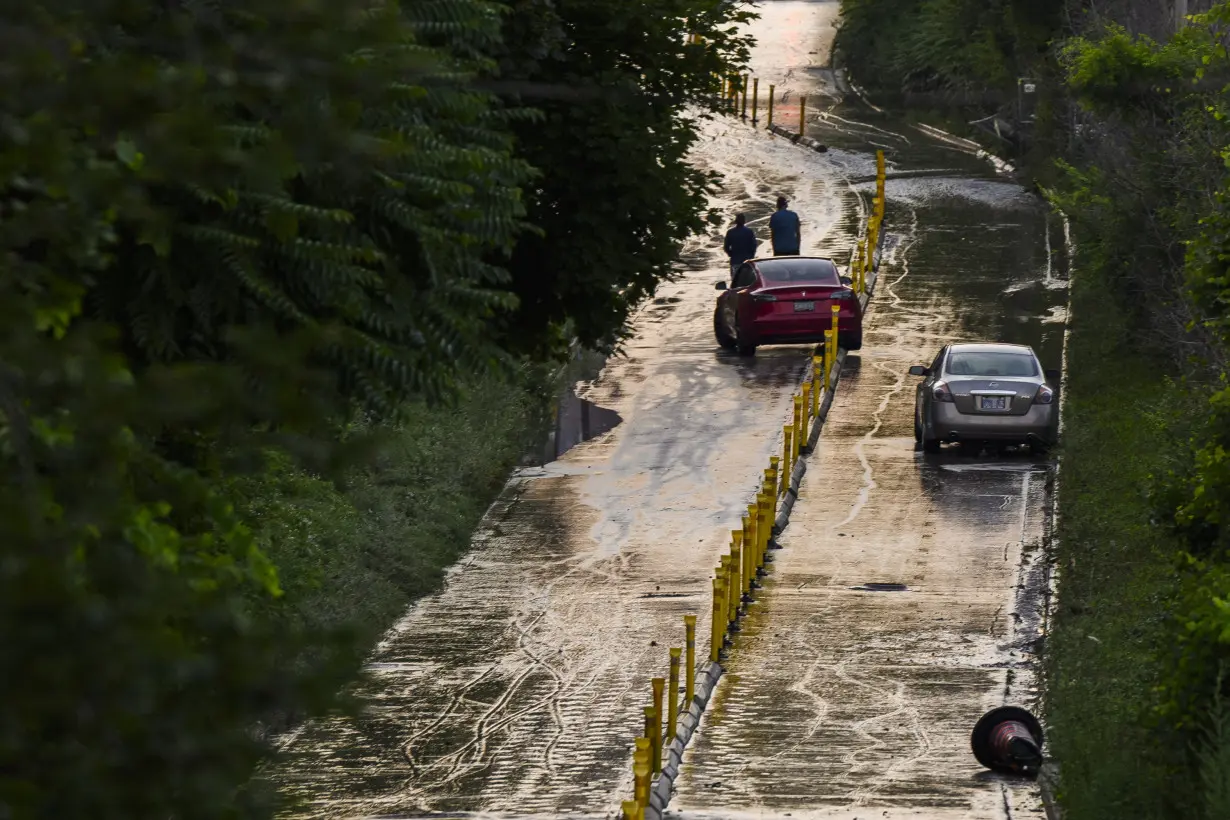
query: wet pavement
[
  {"left": 270, "top": 2, "right": 1066, "bottom": 818},
  {"left": 668, "top": 3, "right": 1066, "bottom": 818}
]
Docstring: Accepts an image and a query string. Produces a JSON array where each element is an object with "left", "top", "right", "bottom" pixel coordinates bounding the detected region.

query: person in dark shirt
[
  {"left": 769, "top": 195, "right": 801, "bottom": 255},
  {"left": 723, "top": 213, "right": 759, "bottom": 277}
]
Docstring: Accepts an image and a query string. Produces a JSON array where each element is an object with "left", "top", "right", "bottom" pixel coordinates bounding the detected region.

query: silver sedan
[{"left": 910, "top": 343, "right": 1060, "bottom": 454}]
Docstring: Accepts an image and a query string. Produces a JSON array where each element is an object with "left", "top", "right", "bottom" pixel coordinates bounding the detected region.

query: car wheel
[
  {"left": 736, "top": 340, "right": 757, "bottom": 357},
  {"left": 913, "top": 408, "right": 922, "bottom": 443},
  {"left": 840, "top": 330, "right": 863, "bottom": 351},
  {"left": 714, "top": 309, "right": 736, "bottom": 350}
]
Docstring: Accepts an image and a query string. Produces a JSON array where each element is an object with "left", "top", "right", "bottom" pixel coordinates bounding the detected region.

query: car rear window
[
  {"left": 946, "top": 351, "right": 1038, "bottom": 377},
  {"left": 758, "top": 258, "right": 840, "bottom": 285}
]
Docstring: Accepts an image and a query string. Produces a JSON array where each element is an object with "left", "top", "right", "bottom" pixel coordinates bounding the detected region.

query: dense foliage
[{"left": 0, "top": 0, "right": 749, "bottom": 816}]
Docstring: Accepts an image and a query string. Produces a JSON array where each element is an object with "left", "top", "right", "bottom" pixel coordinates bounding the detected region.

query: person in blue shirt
[
  {"left": 723, "top": 213, "right": 759, "bottom": 277},
  {"left": 768, "top": 196, "right": 801, "bottom": 255}
]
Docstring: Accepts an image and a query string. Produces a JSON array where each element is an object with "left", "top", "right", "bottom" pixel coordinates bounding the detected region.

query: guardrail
[{"left": 619, "top": 148, "right": 889, "bottom": 820}]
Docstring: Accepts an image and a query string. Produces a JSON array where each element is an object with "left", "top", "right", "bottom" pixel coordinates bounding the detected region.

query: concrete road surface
[{"left": 269, "top": 2, "right": 1067, "bottom": 818}]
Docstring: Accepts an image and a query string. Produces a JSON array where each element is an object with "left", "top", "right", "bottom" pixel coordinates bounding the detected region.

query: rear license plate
[
  {"left": 979, "top": 396, "right": 1009, "bottom": 411},
  {"left": 794, "top": 301, "right": 815, "bottom": 312}
]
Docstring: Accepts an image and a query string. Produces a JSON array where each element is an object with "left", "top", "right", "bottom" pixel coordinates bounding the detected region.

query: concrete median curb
[{"left": 640, "top": 221, "right": 886, "bottom": 820}]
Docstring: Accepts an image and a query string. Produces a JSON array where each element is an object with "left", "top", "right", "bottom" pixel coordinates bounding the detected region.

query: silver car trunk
[{"left": 949, "top": 378, "right": 1040, "bottom": 417}]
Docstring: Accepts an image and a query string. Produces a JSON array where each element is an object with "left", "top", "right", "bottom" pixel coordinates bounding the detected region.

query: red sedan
[{"left": 713, "top": 256, "right": 863, "bottom": 356}]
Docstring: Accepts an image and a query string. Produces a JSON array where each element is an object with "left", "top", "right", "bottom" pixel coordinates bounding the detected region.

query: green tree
[{"left": 489, "top": 0, "right": 755, "bottom": 357}]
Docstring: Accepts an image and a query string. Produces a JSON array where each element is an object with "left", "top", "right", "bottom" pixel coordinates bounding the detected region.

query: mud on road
[{"left": 269, "top": 2, "right": 1067, "bottom": 818}]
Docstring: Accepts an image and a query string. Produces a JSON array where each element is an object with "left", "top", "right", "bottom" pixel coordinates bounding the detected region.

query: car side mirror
[
  {"left": 715, "top": 281, "right": 728, "bottom": 291},
  {"left": 908, "top": 365, "right": 928, "bottom": 377},
  {"left": 1044, "top": 368, "right": 1061, "bottom": 381},
  {"left": 840, "top": 276, "right": 853, "bottom": 286}
]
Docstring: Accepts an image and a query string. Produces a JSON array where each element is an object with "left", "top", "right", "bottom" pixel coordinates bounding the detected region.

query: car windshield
[
  {"left": 758, "top": 258, "right": 840, "bottom": 285},
  {"left": 946, "top": 351, "right": 1037, "bottom": 377}
]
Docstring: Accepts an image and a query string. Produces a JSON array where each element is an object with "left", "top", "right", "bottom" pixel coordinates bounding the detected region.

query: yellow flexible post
[
  {"left": 729, "top": 538, "right": 742, "bottom": 610},
  {"left": 742, "top": 504, "right": 752, "bottom": 580},
  {"left": 769, "top": 456, "right": 780, "bottom": 493},
  {"left": 751, "top": 78, "right": 759, "bottom": 123},
  {"left": 856, "top": 240, "right": 866, "bottom": 294},
  {"left": 792, "top": 396, "right": 803, "bottom": 460},
  {"left": 634, "top": 740, "right": 651, "bottom": 809},
  {"left": 800, "top": 383, "right": 812, "bottom": 446},
  {"left": 642, "top": 707, "right": 658, "bottom": 778},
  {"left": 667, "top": 649, "right": 681, "bottom": 743},
  {"left": 741, "top": 75, "right": 749, "bottom": 120},
  {"left": 764, "top": 469, "right": 777, "bottom": 518},
  {"left": 782, "top": 426, "right": 793, "bottom": 485},
  {"left": 710, "top": 577, "right": 724, "bottom": 661},
  {"left": 799, "top": 95, "right": 807, "bottom": 133},
  {"left": 718, "top": 555, "right": 732, "bottom": 627},
  {"left": 622, "top": 800, "right": 640, "bottom": 820},
  {"left": 684, "top": 615, "right": 696, "bottom": 705},
  {"left": 831, "top": 304, "right": 840, "bottom": 355},
  {"left": 767, "top": 84, "right": 775, "bottom": 128},
  {"left": 651, "top": 678, "right": 665, "bottom": 773}
]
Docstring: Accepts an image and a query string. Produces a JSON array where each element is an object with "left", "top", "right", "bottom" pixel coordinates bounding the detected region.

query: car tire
[
  {"left": 736, "top": 340, "right": 757, "bottom": 357},
  {"left": 913, "top": 410, "right": 923, "bottom": 443},
  {"left": 714, "top": 309, "right": 736, "bottom": 350},
  {"left": 840, "top": 330, "right": 863, "bottom": 351}
]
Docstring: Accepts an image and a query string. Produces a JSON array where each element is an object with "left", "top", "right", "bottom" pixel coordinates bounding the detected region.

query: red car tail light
[{"left": 932, "top": 380, "right": 954, "bottom": 402}]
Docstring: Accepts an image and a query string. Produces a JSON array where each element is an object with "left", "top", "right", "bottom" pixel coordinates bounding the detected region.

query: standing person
[
  {"left": 723, "top": 213, "right": 759, "bottom": 278},
  {"left": 769, "top": 195, "right": 801, "bottom": 256}
]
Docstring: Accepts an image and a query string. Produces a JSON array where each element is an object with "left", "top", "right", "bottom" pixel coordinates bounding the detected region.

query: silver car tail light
[{"left": 932, "top": 381, "right": 954, "bottom": 402}]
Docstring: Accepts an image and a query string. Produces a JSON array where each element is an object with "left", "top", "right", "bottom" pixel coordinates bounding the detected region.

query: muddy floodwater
[{"left": 269, "top": 1, "right": 1067, "bottom": 818}]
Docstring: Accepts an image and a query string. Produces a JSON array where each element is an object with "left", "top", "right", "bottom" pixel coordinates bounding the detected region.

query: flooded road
[
  {"left": 271, "top": 2, "right": 1066, "bottom": 818},
  {"left": 668, "top": 3, "right": 1067, "bottom": 819}
]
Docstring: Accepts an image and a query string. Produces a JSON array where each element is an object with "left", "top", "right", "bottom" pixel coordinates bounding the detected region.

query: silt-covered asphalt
[{"left": 270, "top": 2, "right": 1067, "bottom": 817}]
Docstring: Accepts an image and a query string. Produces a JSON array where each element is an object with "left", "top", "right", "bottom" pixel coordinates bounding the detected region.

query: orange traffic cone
[{"left": 971, "top": 706, "right": 1044, "bottom": 775}]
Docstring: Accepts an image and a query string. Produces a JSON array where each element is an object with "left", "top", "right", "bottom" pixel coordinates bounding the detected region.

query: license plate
[
  {"left": 979, "top": 396, "right": 1009, "bottom": 411},
  {"left": 794, "top": 301, "right": 815, "bottom": 312}
]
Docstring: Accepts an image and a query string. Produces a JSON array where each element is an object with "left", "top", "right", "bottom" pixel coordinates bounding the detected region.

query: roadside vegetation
[
  {"left": 0, "top": 1, "right": 753, "bottom": 817},
  {"left": 836, "top": 1, "right": 1230, "bottom": 816}
]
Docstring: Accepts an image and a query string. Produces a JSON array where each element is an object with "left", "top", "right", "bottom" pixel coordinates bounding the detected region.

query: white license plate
[
  {"left": 794, "top": 301, "right": 815, "bottom": 312},
  {"left": 979, "top": 396, "right": 1009, "bottom": 411}
]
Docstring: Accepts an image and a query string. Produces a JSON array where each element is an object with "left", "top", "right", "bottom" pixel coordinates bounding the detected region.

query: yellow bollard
[
  {"left": 792, "top": 396, "right": 803, "bottom": 460},
  {"left": 831, "top": 303, "right": 840, "bottom": 355},
  {"left": 877, "top": 149, "right": 886, "bottom": 185},
  {"left": 759, "top": 493, "right": 773, "bottom": 565},
  {"left": 764, "top": 469, "right": 777, "bottom": 519},
  {"left": 751, "top": 78, "right": 759, "bottom": 123},
  {"left": 729, "top": 537, "right": 743, "bottom": 611},
  {"left": 752, "top": 494, "right": 762, "bottom": 570},
  {"left": 799, "top": 95, "right": 807, "bottom": 134},
  {"left": 800, "top": 383, "right": 812, "bottom": 446},
  {"left": 824, "top": 329, "right": 835, "bottom": 391},
  {"left": 668, "top": 648, "right": 681, "bottom": 743},
  {"left": 740, "top": 517, "right": 753, "bottom": 595},
  {"left": 741, "top": 74, "right": 749, "bottom": 120},
  {"left": 623, "top": 799, "right": 641, "bottom": 820},
  {"left": 767, "top": 84, "right": 775, "bottom": 129},
  {"left": 782, "top": 425, "right": 793, "bottom": 484},
  {"left": 855, "top": 240, "right": 866, "bottom": 294},
  {"left": 746, "top": 503, "right": 759, "bottom": 580},
  {"left": 651, "top": 678, "right": 665, "bottom": 772},
  {"left": 718, "top": 555, "right": 733, "bottom": 627},
  {"left": 710, "top": 576, "right": 725, "bottom": 661},
  {"left": 634, "top": 740, "right": 651, "bottom": 809},
  {"left": 684, "top": 615, "right": 696, "bottom": 706},
  {"left": 642, "top": 706, "right": 657, "bottom": 778},
  {"left": 812, "top": 355, "right": 824, "bottom": 412}
]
